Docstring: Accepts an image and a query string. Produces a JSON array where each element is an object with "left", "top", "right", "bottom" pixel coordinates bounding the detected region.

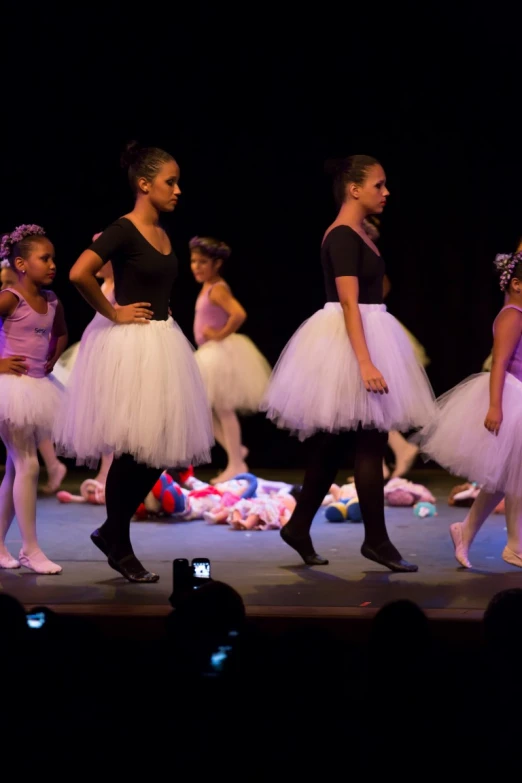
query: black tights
[
  {"left": 100, "top": 453, "right": 163, "bottom": 560},
  {"left": 287, "top": 428, "right": 394, "bottom": 552}
]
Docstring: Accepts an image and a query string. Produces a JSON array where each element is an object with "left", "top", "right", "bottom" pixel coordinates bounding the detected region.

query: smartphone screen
[
  {"left": 26, "top": 612, "right": 46, "bottom": 629},
  {"left": 192, "top": 558, "right": 211, "bottom": 584}
]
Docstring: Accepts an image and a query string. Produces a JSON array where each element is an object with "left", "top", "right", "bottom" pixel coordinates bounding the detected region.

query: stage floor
[{"left": 0, "top": 468, "right": 519, "bottom": 624}]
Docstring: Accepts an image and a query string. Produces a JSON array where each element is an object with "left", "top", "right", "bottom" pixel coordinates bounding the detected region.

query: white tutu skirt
[
  {"left": 0, "top": 373, "right": 63, "bottom": 442},
  {"left": 417, "top": 371, "right": 522, "bottom": 497},
  {"left": 261, "top": 303, "right": 435, "bottom": 440},
  {"left": 195, "top": 334, "right": 271, "bottom": 413},
  {"left": 53, "top": 316, "right": 214, "bottom": 469},
  {"left": 52, "top": 342, "right": 80, "bottom": 386}
]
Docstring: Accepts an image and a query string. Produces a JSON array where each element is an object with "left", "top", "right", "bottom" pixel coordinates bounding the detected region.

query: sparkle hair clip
[
  {"left": 494, "top": 251, "right": 522, "bottom": 292},
  {"left": 0, "top": 224, "right": 46, "bottom": 260}
]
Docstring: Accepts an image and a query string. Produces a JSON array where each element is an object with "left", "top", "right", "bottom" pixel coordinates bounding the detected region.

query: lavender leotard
[
  {"left": 494, "top": 305, "right": 522, "bottom": 383},
  {"left": 193, "top": 283, "right": 229, "bottom": 346},
  {"left": 0, "top": 288, "right": 58, "bottom": 378}
]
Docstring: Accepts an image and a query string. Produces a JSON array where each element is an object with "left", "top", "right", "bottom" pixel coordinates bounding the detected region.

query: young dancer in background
[
  {"left": 190, "top": 236, "right": 271, "bottom": 484},
  {"left": 0, "top": 225, "right": 66, "bottom": 572},
  {"left": 419, "top": 251, "right": 522, "bottom": 569}
]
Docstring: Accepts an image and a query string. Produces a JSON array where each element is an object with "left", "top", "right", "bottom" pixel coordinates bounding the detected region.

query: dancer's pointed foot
[
  {"left": 210, "top": 461, "right": 248, "bottom": 485},
  {"left": 0, "top": 548, "right": 20, "bottom": 569},
  {"left": 280, "top": 526, "right": 329, "bottom": 565},
  {"left": 19, "top": 549, "right": 62, "bottom": 574},
  {"left": 41, "top": 461, "right": 67, "bottom": 495},
  {"left": 361, "top": 540, "right": 418, "bottom": 572},
  {"left": 449, "top": 522, "right": 472, "bottom": 569}
]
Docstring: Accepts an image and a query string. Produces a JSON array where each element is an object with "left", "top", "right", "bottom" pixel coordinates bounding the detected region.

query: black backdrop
[{"left": 2, "top": 3, "right": 521, "bottom": 467}]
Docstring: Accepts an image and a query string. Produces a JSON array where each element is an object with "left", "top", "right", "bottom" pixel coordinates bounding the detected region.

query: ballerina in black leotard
[
  {"left": 54, "top": 142, "right": 213, "bottom": 582},
  {"left": 262, "top": 155, "right": 435, "bottom": 572}
]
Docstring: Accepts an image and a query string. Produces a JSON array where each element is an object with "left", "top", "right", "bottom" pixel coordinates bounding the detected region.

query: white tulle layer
[
  {"left": 52, "top": 342, "right": 80, "bottom": 386},
  {"left": 53, "top": 317, "right": 214, "bottom": 469},
  {"left": 0, "top": 373, "right": 63, "bottom": 441},
  {"left": 417, "top": 371, "right": 522, "bottom": 496},
  {"left": 195, "top": 334, "right": 271, "bottom": 413},
  {"left": 261, "top": 303, "right": 435, "bottom": 440}
]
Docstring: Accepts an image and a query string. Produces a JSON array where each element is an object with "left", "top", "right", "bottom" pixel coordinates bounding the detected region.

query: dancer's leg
[
  {"left": 281, "top": 431, "right": 346, "bottom": 565},
  {"left": 0, "top": 454, "right": 18, "bottom": 568},
  {"left": 0, "top": 423, "right": 61, "bottom": 574},
  {"left": 388, "top": 430, "right": 419, "bottom": 479},
  {"left": 356, "top": 428, "right": 418, "bottom": 572},
  {"left": 210, "top": 409, "right": 247, "bottom": 484},
  {"left": 450, "top": 488, "right": 504, "bottom": 568},
  {"left": 94, "top": 452, "right": 113, "bottom": 485},
  {"left": 38, "top": 438, "right": 67, "bottom": 494},
  {"left": 502, "top": 493, "right": 522, "bottom": 567},
  {"left": 94, "top": 453, "right": 163, "bottom": 581}
]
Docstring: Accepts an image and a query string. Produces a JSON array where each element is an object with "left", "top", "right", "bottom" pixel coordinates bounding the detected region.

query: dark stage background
[{"left": 2, "top": 4, "right": 521, "bottom": 468}]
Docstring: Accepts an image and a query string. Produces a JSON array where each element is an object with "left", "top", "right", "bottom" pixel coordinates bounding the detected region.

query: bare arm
[
  {"left": 203, "top": 284, "right": 247, "bottom": 341},
  {"left": 0, "top": 290, "right": 18, "bottom": 318},
  {"left": 336, "top": 276, "right": 388, "bottom": 394},
  {"left": 383, "top": 274, "right": 391, "bottom": 300},
  {"left": 69, "top": 250, "right": 152, "bottom": 324},
  {"left": 485, "top": 308, "right": 522, "bottom": 434},
  {"left": 46, "top": 299, "right": 68, "bottom": 373},
  {"left": 0, "top": 291, "right": 27, "bottom": 374}
]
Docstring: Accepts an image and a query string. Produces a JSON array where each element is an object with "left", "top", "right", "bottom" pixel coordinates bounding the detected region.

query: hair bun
[{"left": 120, "top": 140, "right": 142, "bottom": 170}]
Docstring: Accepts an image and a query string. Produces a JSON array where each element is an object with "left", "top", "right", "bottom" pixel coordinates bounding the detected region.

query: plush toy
[
  {"left": 448, "top": 482, "right": 480, "bottom": 507},
  {"left": 323, "top": 483, "right": 362, "bottom": 522},
  {"left": 205, "top": 492, "right": 296, "bottom": 530},
  {"left": 414, "top": 501, "right": 438, "bottom": 518},
  {"left": 325, "top": 497, "right": 363, "bottom": 523},
  {"left": 135, "top": 472, "right": 189, "bottom": 520},
  {"left": 384, "top": 477, "right": 435, "bottom": 507},
  {"left": 448, "top": 481, "right": 505, "bottom": 514}
]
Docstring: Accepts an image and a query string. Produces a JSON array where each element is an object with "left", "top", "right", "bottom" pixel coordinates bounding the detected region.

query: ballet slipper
[
  {"left": 41, "top": 461, "right": 67, "bottom": 495},
  {"left": 0, "top": 551, "right": 20, "bottom": 569},
  {"left": 449, "top": 523, "right": 472, "bottom": 569},
  {"left": 502, "top": 547, "right": 522, "bottom": 568},
  {"left": 19, "top": 549, "right": 62, "bottom": 575}
]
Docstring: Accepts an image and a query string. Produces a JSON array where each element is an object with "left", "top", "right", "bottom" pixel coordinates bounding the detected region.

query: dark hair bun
[{"left": 120, "top": 140, "right": 142, "bottom": 170}]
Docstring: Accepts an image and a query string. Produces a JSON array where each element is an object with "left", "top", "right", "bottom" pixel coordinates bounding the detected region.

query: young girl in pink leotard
[
  {"left": 0, "top": 224, "right": 67, "bottom": 573},
  {"left": 190, "top": 236, "right": 271, "bottom": 484},
  {"left": 419, "top": 250, "right": 522, "bottom": 569}
]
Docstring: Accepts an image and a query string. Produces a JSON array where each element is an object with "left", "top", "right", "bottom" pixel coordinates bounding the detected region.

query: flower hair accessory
[
  {"left": 0, "top": 224, "right": 46, "bottom": 260},
  {"left": 494, "top": 251, "right": 522, "bottom": 292},
  {"left": 189, "top": 236, "right": 231, "bottom": 260}
]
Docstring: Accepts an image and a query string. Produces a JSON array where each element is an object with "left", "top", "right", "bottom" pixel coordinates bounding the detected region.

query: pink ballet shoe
[
  {"left": 0, "top": 551, "right": 20, "bottom": 569},
  {"left": 18, "top": 550, "right": 62, "bottom": 575},
  {"left": 502, "top": 547, "right": 522, "bottom": 569},
  {"left": 41, "top": 461, "right": 67, "bottom": 495},
  {"left": 449, "top": 523, "right": 472, "bottom": 569}
]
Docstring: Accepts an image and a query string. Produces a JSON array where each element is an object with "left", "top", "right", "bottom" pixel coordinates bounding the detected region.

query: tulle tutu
[
  {"left": 261, "top": 303, "right": 435, "bottom": 440},
  {"left": 52, "top": 342, "right": 80, "bottom": 386},
  {"left": 0, "top": 373, "right": 63, "bottom": 442},
  {"left": 398, "top": 321, "right": 430, "bottom": 367},
  {"left": 54, "top": 316, "right": 214, "bottom": 469},
  {"left": 195, "top": 334, "right": 271, "bottom": 413},
  {"left": 417, "top": 371, "right": 522, "bottom": 496}
]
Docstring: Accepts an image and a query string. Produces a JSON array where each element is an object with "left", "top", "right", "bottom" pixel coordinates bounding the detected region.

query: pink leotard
[
  {"left": 493, "top": 304, "right": 522, "bottom": 383},
  {"left": 0, "top": 288, "right": 58, "bottom": 378},
  {"left": 193, "top": 282, "right": 229, "bottom": 346}
]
